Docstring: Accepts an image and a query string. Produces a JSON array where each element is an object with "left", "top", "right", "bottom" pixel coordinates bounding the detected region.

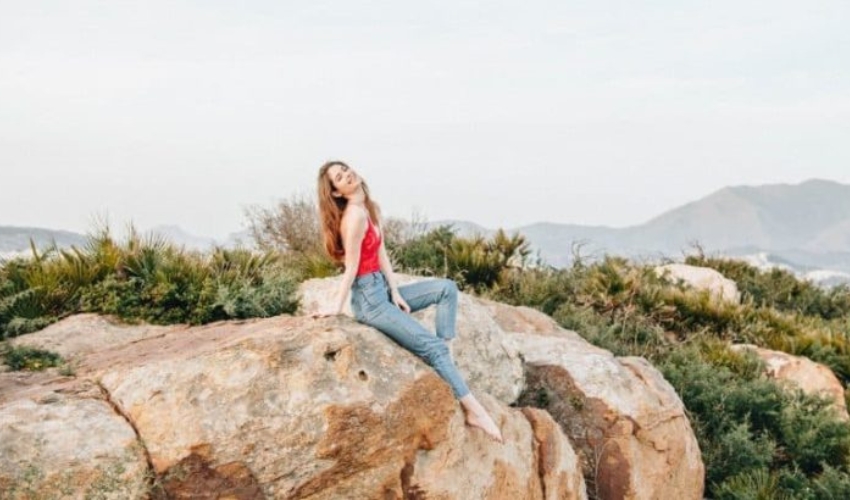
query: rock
[
  {"left": 404, "top": 397, "right": 587, "bottom": 500},
  {"left": 0, "top": 377, "right": 148, "bottom": 499},
  {"left": 7, "top": 313, "right": 588, "bottom": 499},
  {"left": 508, "top": 331, "right": 704, "bottom": 500},
  {"left": 7, "top": 313, "right": 178, "bottom": 361},
  {"left": 298, "top": 274, "right": 526, "bottom": 404},
  {"left": 655, "top": 264, "right": 741, "bottom": 304},
  {"left": 482, "top": 301, "right": 563, "bottom": 336},
  {"left": 731, "top": 344, "right": 850, "bottom": 421},
  {"left": 302, "top": 277, "right": 705, "bottom": 499}
]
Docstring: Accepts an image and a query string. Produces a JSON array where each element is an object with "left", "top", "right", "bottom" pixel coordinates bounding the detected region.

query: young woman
[{"left": 315, "top": 160, "right": 504, "bottom": 443}]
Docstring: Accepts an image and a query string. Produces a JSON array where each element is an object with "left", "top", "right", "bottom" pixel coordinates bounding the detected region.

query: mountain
[
  {"left": 627, "top": 179, "right": 850, "bottom": 254},
  {"left": 425, "top": 220, "right": 492, "bottom": 237},
  {"left": 149, "top": 225, "right": 219, "bottom": 251},
  {"left": 0, "top": 225, "right": 251, "bottom": 260},
  {"left": 438, "top": 179, "right": 850, "bottom": 279},
  {"left": 0, "top": 226, "right": 87, "bottom": 258},
  {"left": 149, "top": 226, "right": 253, "bottom": 251}
]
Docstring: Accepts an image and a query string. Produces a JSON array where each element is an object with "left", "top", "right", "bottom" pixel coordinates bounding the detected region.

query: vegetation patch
[{"left": 1, "top": 344, "right": 63, "bottom": 371}]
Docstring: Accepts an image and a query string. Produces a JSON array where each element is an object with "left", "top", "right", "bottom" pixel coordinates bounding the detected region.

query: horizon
[
  {"left": 2, "top": 176, "right": 848, "bottom": 239},
  {"left": 3, "top": 1, "right": 849, "bottom": 239}
]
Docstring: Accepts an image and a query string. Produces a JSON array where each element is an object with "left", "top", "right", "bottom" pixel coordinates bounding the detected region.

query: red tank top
[{"left": 356, "top": 217, "right": 382, "bottom": 276}]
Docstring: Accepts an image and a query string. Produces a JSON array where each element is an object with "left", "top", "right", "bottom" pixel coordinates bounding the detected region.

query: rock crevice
[{"left": 95, "top": 379, "right": 158, "bottom": 489}]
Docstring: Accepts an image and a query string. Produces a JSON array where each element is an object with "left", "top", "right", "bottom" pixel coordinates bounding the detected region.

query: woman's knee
[
  {"left": 422, "top": 338, "right": 450, "bottom": 363},
  {"left": 441, "top": 279, "right": 458, "bottom": 299}
]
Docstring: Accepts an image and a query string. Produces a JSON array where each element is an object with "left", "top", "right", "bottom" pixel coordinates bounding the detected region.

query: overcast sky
[{"left": 2, "top": 1, "right": 849, "bottom": 239}]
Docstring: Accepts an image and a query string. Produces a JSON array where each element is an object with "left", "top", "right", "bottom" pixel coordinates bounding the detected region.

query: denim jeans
[{"left": 350, "top": 271, "right": 470, "bottom": 398}]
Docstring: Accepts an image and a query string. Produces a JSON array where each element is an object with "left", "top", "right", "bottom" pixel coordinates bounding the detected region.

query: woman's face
[{"left": 327, "top": 163, "right": 361, "bottom": 198}]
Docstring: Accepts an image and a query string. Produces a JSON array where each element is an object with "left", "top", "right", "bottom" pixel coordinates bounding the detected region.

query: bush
[
  {"left": 778, "top": 391, "right": 850, "bottom": 474},
  {"left": 391, "top": 226, "right": 531, "bottom": 292},
  {"left": 1, "top": 344, "right": 63, "bottom": 371},
  {"left": 712, "top": 468, "right": 791, "bottom": 500},
  {"left": 1, "top": 227, "right": 303, "bottom": 333},
  {"left": 390, "top": 225, "right": 455, "bottom": 277},
  {"left": 811, "top": 465, "right": 850, "bottom": 499},
  {"left": 660, "top": 345, "right": 850, "bottom": 497}
]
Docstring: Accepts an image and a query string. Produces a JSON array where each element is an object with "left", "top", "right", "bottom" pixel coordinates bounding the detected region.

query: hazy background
[{"left": 2, "top": 0, "right": 849, "bottom": 240}]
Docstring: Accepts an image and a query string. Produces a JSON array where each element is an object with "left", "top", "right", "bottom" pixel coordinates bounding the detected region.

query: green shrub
[
  {"left": 712, "top": 468, "right": 791, "bottom": 500},
  {"left": 390, "top": 225, "right": 455, "bottom": 277},
  {"left": 391, "top": 226, "right": 531, "bottom": 292},
  {"left": 193, "top": 267, "right": 300, "bottom": 323},
  {"left": 486, "top": 266, "right": 576, "bottom": 316},
  {"left": 811, "top": 465, "right": 850, "bottom": 499},
  {"left": 1, "top": 226, "right": 303, "bottom": 331},
  {"left": 778, "top": 391, "right": 850, "bottom": 474},
  {"left": 1, "top": 344, "right": 63, "bottom": 371}
]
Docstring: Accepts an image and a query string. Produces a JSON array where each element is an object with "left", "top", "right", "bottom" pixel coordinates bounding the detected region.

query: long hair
[{"left": 317, "top": 160, "right": 381, "bottom": 263}]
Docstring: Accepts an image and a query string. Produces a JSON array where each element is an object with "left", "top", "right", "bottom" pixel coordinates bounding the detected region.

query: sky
[{"left": 2, "top": 0, "right": 849, "bottom": 240}]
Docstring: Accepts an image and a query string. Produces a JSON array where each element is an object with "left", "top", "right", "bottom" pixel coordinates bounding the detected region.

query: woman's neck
[{"left": 346, "top": 189, "right": 366, "bottom": 205}]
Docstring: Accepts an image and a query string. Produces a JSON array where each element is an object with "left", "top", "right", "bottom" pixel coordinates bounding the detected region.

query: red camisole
[{"left": 356, "top": 217, "right": 382, "bottom": 276}]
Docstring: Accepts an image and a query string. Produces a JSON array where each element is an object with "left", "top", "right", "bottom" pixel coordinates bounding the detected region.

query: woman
[{"left": 315, "top": 160, "right": 503, "bottom": 443}]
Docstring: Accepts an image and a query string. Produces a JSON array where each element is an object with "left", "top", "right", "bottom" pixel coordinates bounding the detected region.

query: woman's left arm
[{"left": 378, "top": 238, "right": 410, "bottom": 313}]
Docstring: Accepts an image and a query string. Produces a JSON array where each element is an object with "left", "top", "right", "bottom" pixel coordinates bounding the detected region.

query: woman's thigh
[
  {"left": 397, "top": 278, "right": 453, "bottom": 313},
  {"left": 361, "top": 300, "right": 437, "bottom": 356}
]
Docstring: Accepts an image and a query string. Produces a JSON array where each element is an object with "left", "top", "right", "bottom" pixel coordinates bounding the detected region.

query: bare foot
[
  {"left": 459, "top": 394, "right": 504, "bottom": 443},
  {"left": 465, "top": 411, "right": 504, "bottom": 443}
]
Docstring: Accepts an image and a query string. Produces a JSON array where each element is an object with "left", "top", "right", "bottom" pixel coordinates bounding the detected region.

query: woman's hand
[
  {"left": 312, "top": 305, "right": 342, "bottom": 318},
  {"left": 391, "top": 290, "right": 410, "bottom": 313}
]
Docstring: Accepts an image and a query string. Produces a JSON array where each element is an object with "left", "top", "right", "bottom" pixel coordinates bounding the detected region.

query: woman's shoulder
[{"left": 340, "top": 205, "right": 368, "bottom": 232}]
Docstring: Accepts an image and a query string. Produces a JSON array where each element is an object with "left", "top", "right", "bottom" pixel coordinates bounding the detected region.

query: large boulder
[
  {"left": 731, "top": 344, "right": 849, "bottom": 421},
  {"left": 6, "top": 274, "right": 704, "bottom": 499},
  {"left": 490, "top": 301, "right": 705, "bottom": 500},
  {"left": 298, "top": 274, "right": 526, "bottom": 404},
  {"left": 6, "top": 313, "right": 587, "bottom": 499},
  {"left": 655, "top": 263, "right": 741, "bottom": 304}
]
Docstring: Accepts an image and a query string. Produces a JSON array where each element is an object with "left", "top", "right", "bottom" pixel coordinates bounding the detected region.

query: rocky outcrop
[
  {"left": 655, "top": 264, "right": 741, "bottom": 304},
  {"left": 491, "top": 301, "right": 705, "bottom": 500},
  {"left": 3, "top": 312, "right": 586, "bottom": 499},
  {"left": 731, "top": 344, "right": 850, "bottom": 421},
  {"left": 2, "top": 274, "right": 706, "bottom": 499},
  {"left": 305, "top": 276, "right": 704, "bottom": 500}
]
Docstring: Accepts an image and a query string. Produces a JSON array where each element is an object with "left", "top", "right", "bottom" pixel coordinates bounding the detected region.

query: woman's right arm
[{"left": 329, "top": 209, "right": 367, "bottom": 315}]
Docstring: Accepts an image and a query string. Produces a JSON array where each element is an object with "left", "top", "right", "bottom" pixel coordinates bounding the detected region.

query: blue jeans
[{"left": 350, "top": 271, "right": 471, "bottom": 398}]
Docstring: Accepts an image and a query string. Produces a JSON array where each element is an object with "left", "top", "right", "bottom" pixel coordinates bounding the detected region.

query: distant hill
[
  {"left": 149, "top": 225, "right": 219, "bottom": 251},
  {"left": 0, "top": 225, "right": 250, "bottom": 260},
  {"left": 434, "top": 179, "right": 850, "bottom": 279},
  {"left": 625, "top": 179, "right": 850, "bottom": 254},
  {"left": 148, "top": 226, "right": 253, "bottom": 251},
  {"left": 0, "top": 226, "right": 87, "bottom": 255}
]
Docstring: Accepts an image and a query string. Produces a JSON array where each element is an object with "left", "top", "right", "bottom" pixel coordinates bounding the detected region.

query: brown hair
[{"left": 317, "top": 160, "right": 381, "bottom": 263}]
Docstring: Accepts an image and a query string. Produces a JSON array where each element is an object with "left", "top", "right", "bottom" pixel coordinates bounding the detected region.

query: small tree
[{"left": 244, "top": 194, "right": 322, "bottom": 254}]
